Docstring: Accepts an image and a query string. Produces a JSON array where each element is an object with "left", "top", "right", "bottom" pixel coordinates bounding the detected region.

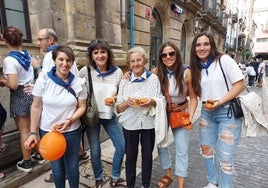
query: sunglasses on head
[{"left": 160, "top": 51, "right": 176, "bottom": 58}]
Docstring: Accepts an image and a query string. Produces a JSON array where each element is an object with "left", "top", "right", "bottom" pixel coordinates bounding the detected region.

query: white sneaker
[{"left": 203, "top": 183, "right": 218, "bottom": 188}]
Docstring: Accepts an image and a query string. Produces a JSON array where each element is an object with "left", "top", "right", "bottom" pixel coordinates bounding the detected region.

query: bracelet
[
  {"left": 34, "top": 66, "right": 42, "bottom": 71},
  {"left": 29, "top": 132, "right": 37, "bottom": 136},
  {"left": 67, "top": 117, "right": 74, "bottom": 125}
]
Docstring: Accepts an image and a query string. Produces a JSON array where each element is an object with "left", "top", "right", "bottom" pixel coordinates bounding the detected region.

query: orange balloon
[{"left": 39, "top": 131, "right": 67, "bottom": 161}]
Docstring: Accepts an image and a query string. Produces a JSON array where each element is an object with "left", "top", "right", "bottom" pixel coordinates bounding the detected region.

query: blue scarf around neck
[
  {"left": 199, "top": 56, "right": 215, "bottom": 75},
  {"left": 8, "top": 50, "right": 31, "bottom": 71},
  {"left": 95, "top": 66, "right": 118, "bottom": 78},
  {"left": 47, "top": 66, "right": 75, "bottom": 92},
  {"left": 131, "top": 70, "right": 152, "bottom": 82},
  {"left": 166, "top": 68, "right": 174, "bottom": 78},
  {"left": 47, "top": 45, "right": 60, "bottom": 52}
]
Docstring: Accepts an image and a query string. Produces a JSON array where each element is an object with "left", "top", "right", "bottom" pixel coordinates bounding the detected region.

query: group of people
[
  {"left": 0, "top": 26, "right": 245, "bottom": 188},
  {"left": 244, "top": 56, "right": 266, "bottom": 88}
]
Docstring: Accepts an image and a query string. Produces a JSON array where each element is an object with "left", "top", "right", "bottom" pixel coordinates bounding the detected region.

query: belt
[
  {"left": 202, "top": 100, "right": 219, "bottom": 104},
  {"left": 177, "top": 100, "right": 187, "bottom": 105}
]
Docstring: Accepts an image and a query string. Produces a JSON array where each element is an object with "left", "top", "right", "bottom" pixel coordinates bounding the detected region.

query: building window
[
  {"left": 0, "top": 0, "right": 31, "bottom": 42},
  {"left": 149, "top": 9, "right": 162, "bottom": 69}
]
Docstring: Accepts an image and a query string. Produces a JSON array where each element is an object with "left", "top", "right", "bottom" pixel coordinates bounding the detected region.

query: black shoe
[
  {"left": 17, "top": 160, "right": 32, "bottom": 172},
  {"left": 31, "top": 152, "right": 45, "bottom": 164},
  {"left": 109, "top": 178, "right": 127, "bottom": 187},
  {"left": 96, "top": 179, "right": 103, "bottom": 188}
]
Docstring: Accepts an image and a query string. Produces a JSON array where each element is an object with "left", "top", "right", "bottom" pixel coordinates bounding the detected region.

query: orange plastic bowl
[{"left": 39, "top": 131, "right": 67, "bottom": 161}]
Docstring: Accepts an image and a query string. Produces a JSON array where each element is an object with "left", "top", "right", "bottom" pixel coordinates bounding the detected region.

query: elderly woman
[
  {"left": 25, "top": 46, "right": 87, "bottom": 188},
  {"left": 116, "top": 46, "right": 166, "bottom": 188}
]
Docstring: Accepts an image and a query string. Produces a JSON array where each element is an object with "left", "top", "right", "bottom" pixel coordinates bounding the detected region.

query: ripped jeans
[{"left": 199, "top": 103, "right": 242, "bottom": 188}]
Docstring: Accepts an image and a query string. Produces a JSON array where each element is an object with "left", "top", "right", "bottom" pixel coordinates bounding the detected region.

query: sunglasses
[{"left": 160, "top": 51, "right": 176, "bottom": 58}]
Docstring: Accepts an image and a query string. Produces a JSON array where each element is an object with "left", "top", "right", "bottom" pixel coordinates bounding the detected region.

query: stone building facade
[{"left": 0, "top": 0, "right": 227, "bottom": 168}]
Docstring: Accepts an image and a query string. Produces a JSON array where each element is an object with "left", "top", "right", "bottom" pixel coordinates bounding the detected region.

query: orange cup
[
  {"left": 204, "top": 100, "right": 215, "bottom": 109},
  {"left": 132, "top": 99, "right": 140, "bottom": 107},
  {"left": 105, "top": 97, "right": 114, "bottom": 103},
  {"left": 139, "top": 98, "right": 149, "bottom": 104}
]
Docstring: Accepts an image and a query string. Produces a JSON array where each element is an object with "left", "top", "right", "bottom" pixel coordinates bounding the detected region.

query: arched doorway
[
  {"left": 180, "top": 24, "right": 187, "bottom": 64},
  {"left": 149, "top": 9, "right": 162, "bottom": 69}
]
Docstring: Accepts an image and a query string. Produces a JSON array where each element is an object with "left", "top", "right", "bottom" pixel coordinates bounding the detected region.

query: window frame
[{"left": 0, "top": 0, "right": 31, "bottom": 42}]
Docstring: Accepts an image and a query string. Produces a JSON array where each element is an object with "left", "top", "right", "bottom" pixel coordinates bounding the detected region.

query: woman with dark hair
[
  {"left": 0, "top": 26, "right": 34, "bottom": 172},
  {"left": 78, "top": 39, "right": 126, "bottom": 188},
  {"left": 190, "top": 32, "right": 245, "bottom": 188},
  {"left": 25, "top": 45, "right": 87, "bottom": 188},
  {"left": 155, "top": 41, "right": 198, "bottom": 188}
]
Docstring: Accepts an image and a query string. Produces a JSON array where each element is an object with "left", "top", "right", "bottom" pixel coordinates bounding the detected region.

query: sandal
[
  {"left": 44, "top": 173, "right": 54, "bottom": 183},
  {"left": 109, "top": 178, "right": 127, "bottom": 187},
  {"left": 157, "top": 176, "right": 173, "bottom": 188},
  {"left": 79, "top": 152, "right": 89, "bottom": 161},
  {"left": 96, "top": 179, "right": 103, "bottom": 188}
]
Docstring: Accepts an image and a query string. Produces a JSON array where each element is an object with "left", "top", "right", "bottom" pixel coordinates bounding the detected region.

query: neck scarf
[
  {"left": 47, "top": 45, "right": 60, "bottom": 52},
  {"left": 131, "top": 70, "right": 152, "bottom": 82},
  {"left": 199, "top": 56, "right": 215, "bottom": 75},
  {"left": 8, "top": 50, "right": 31, "bottom": 71},
  {"left": 95, "top": 66, "right": 118, "bottom": 78},
  {"left": 47, "top": 66, "right": 75, "bottom": 92},
  {"left": 166, "top": 68, "right": 174, "bottom": 78}
]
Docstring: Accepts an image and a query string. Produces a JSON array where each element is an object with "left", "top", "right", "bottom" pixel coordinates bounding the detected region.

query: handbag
[
  {"left": 219, "top": 58, "right": 244, "bottom": 118},
  {"left": 80, "top": 66, "right": 99, "bottom": 127},
  {"left": 166, "top": 89, "right": 192, "bottom": 129}
]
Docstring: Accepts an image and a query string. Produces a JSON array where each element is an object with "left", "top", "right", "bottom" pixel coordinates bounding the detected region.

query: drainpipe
[{"left": 129, "top": 0, "right": 134, "bottom": 48}]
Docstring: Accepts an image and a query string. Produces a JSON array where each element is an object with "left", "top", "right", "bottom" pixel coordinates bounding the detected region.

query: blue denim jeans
[
  {"left": 85, "top": 115, "right": 125, "bottom": 180},
  {"left": 158, "top": 127, "right": 189, "bottom": 177},
  {"left": 199, "top": 103, "right": 242, "bottom": 188},
  {"left": 40, "top": 128, "right": 81, "bottom": 188}
]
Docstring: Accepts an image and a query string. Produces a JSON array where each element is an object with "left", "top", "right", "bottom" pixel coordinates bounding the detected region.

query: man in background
[{"left": 250, "top": 57, "right": 259, "bottom": 81}]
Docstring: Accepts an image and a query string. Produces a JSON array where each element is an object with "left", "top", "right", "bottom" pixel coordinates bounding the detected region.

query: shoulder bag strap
[
  {"left": 165, "top": 87, "right": 172, "bottom": 112},
  {"left": 86, "top": 66, "right": 93, "bottom": 97},
  {"left": 218, "top": 57, "right": 229, "bottom": 91}
]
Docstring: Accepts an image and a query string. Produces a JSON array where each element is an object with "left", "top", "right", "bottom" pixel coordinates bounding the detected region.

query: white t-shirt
[
  {"left": 78, "top": 66, "right": 123, "bottom": 119},
  {"left": 200, "top": 55, "right": 245, "bottom": 101},
  {"left": 32, "top": 73, "right": 87, "bottom": 132},
  {"left": 168, "top": 69, "right": 188, "bottom": 104},
  {"left": 245, "top": 66, "right": 256, "bottom": 76},
  {"left": 42, "top": 51, "right": 79, "bottom": 75},
  {"left": 3, "top": 55, "right": 34, "bottom": 85},
  {"left": 258, "top": 62, "right": 265, "bottom": 74}
]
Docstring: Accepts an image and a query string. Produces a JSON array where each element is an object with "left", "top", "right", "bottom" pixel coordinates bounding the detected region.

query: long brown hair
[
  {"left": 157, "top": 41, "right": 184, "bottom": 96},
  {"left": 190, "top": 32, "right": 222, "bottom": 96}
]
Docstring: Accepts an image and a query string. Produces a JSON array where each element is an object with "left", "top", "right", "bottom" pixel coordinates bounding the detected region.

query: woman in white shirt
[
  {"left": 0, "top": 26, "right": 34, "bottom": 173},
  {"left": 78, "top": 39, "right": 126, "bottom": 188},
  {"left": 25, "top": 46, "right": 87, "bottom": 188},
  {"left": 190, "top": 32, "right": 245, "bottom": 188},
  {"left": 116, "top": 46, "right": 166, "bottom": 188}
]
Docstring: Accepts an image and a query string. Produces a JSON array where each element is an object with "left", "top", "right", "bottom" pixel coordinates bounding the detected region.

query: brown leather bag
[{"left": 166, "top": 89, "right": 192, "bottom": 129}]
